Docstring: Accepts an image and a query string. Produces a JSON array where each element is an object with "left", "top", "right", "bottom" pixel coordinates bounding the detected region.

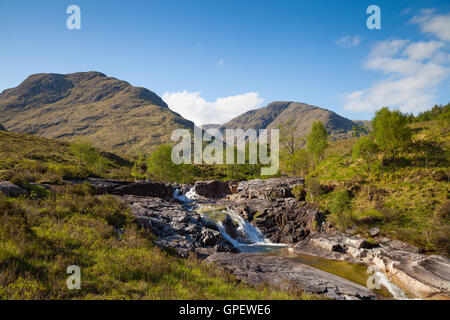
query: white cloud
[
  {"left": 162, "top": 90, "right": 264, "bottom": 125},
  {"left": 337, "top": 35, "right": 361, "bottom": 47},
  {"left": 342, "top": 10, "right": 450, "bottom": 114},
  {"left": 411, "top": 10, "right": 450, "bottom": 42},
  {"left": 218, "top": 59, "right": 224, "bottom": 65},
  {"left": 403, "top": 41, "right": 444, "bottom": 60}
]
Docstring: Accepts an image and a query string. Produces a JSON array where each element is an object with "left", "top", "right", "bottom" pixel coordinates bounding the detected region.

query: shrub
[
  {"left": 305, "top": 177, "right": 323, "bottom": 201},
  {"left": 291, "top": 185, "right": 306, "bottom": 201},
  {"left": 328, "top": 189, "right": 353, "bottom": 228}
]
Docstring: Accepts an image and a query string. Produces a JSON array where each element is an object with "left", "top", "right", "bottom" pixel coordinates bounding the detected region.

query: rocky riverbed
[{"left": 5, "top": 176, "right": 448, "bottom": 300}]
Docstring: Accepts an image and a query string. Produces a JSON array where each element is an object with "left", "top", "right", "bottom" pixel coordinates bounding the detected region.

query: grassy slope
[
  {"left": 0, "top": 131, "right": 308, "bottom": 300},
  {"left": 0, "top": 72, "right": 195, "bottom": 154},
  {"left": 312, "top": 120, "right": 449, "bottom": 255},
  {"left": 0, "top": 130, "right": 132, "bottom": 184}
]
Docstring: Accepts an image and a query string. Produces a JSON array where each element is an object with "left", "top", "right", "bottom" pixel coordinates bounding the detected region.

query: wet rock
[
  {"left": 0, "top": 181, "right": 25, "bottom": 197},
  {"left": 231, "top": 198, "right": 328, "bottom": 244},
  {"left": 206, "top": 252, "right": 377, "bottom": 300},
  {"left": 222, "top": 215, "right": 239, "bottom": 239},
  {"left": 121, "top": 195, "right": 238, "bottom": 258},
  {"left": 200, "top": 229, "right": 221, "bottom": 246}
]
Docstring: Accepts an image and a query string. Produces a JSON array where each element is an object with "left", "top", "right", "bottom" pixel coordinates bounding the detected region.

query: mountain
[
  {"left": 220, "top": 101, "right": 362, "bottom": 141},
  {"left": 0, "top": 72, "right": 194, "bottom": 154},
  {"left": 0, "top": 123, "right": 6, "bottom": 131},
  {"left": 200, "top": 124, "right": 221, "bottom": 130}
]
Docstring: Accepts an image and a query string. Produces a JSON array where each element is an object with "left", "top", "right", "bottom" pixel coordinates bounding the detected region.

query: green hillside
[
  {"left": 0, "top": 131, "right": 306, "bottom": 300},
  {"left": 0, "top": 130, "right": 132, "bottom": 184},
  {"left": 309, "top": 119, "right": 449, "bottom": 255},
  {"left": 0, "top": 72, "right": 195, "bottom": 154}
]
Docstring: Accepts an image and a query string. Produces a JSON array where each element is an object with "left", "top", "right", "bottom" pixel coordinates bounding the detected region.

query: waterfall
[
  {"left": 173, "top": 188, "right": 193, "bottom": 203},
  {"left": 175, "top": 187, "right": 413, "bottom": 298},
  {"left": 372, "top": 271, "right": 411, "bottom": 300},
  {"left": 178, "top": 187, "right": 286, "bottom": 253}
]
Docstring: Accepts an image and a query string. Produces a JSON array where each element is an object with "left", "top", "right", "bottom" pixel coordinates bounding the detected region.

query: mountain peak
[
  {"left": 220, "top": 101, "right": 359, "bottom": 141},
  {"left": 0, "top": 72, "right": 193, "bottom": 153}
]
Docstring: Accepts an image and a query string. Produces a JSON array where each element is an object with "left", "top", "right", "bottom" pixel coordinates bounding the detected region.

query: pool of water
[
  {"left": 271, "top": 249, "right": 394, "bottom": 298},
  {"left": 177, "top": 187, "right": 404, "bottom": 299}
]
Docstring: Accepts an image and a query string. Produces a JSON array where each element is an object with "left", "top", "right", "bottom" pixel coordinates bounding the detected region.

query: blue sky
[{"left": 0, "top": 0, "right": 449, "bottom": 125}]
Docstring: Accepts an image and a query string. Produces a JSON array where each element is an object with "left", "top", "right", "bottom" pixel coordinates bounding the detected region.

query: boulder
[
  {"left": 369, "top": 227, "right": 380, "bottom": 237},
  {"left": 233, "top": 177, "right": 305, "bottom": 201},
  {"left": 194, "top": 180, "right": 231, "bottom": 198},
  {"left": 309, "top": 237, "right": 345, "bottom": 252},
  {"left": 222, "top": 215, "right": 239, "bottom": 240},
  {"left": 112, "top": 182, "right": 173, "bottom": 198},
  {"left": 0, "top": 181, "right": 25, "bottom": 197}
]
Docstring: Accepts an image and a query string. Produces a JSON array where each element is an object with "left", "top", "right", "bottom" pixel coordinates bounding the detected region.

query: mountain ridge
[
  {"left": 0, "top": 71, "right": 194, "bottom": 154},
  {"left": 219, "top": 101, "right": 361, "bottom": 141}
]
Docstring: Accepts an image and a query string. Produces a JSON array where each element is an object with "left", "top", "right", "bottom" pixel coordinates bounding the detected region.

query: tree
[
  {"left": 438, "top": 105, "right": 450, "bottom": 135},
  {"left": 306, "top": 121, "right": 329, "bottom": 163},
  {"left": 352, "top": 137, "right": 379, "bottom": 173},
  {"left": 278, "top": 121, "right": 302, "bottom": 156},
  {"left": 70, "top": 139, "right": 105, "bottom": 173},
  {"left": 352, "top": 124, "right": 368, "bottom": 137},
  {"left": 372, "top": 107, "right": 411, "bottom": 168},
  {"left": 280, "top": 149, "right": 312, "bottom": 176},
  {"left": 147, "top": 144, "right": 182, "bottom": 182}
]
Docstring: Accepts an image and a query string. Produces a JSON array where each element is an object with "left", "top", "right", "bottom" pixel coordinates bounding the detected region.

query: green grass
[
  {"left": 0, "top": 130, "right": 317, "bottom": 300},
  {"left": 309, "top": 120, "right": 449, "bottom": 255},
  {"left": 0, "top": 130, "right": 133, "bottom": 185},
  {"left": 0, "top": 184, "right": 312, "bottom": 300}
]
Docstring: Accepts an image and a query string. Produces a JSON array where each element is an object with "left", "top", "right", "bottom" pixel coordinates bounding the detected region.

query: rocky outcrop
[
  {"left": 0, "top": 181, "right": 25, "bottom": 197},
  {"left": 194, "top": 180, "right": 231, "bottom": 198},
  {"left": 222, "top": 177, "right": 330, "bottom": 244},
  {"left": 121, "top": 195, "right": 238, "bottom": 258},
  {"left": 293, "top": 232, "right": 450, "bottom": 299},
  {"left": 232, "top": 177, "right": 304, "bottom": 200},
  {"left": 231, "top": 199, "right": 327, "bottom": 243},
  {"left": 68, "top": 178, "right": 173, "bottom": 198},
  {"left": 206, "top": 252, "right": 377, "bottom": 300},
  {"left": 111, "top": 182, "right": 172, "bottom": 198}
]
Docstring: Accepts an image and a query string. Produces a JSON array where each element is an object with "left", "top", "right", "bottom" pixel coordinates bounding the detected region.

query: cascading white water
[
  {"left": 177, "top": 187, "right": 412, "bottom": 298},
  {"left": 180, "top": 187, "right": 285, "bottom": 252},
  {"left": 372, "top": 271, "right": 411, "bottom": 300},
  {"left": 173, "top": 188, "right": 193, "bottom": 203}
]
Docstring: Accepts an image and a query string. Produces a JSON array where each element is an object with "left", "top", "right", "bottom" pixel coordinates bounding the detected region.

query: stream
[{"left": 173, "top": 188, "right": 410, "bottom": 299}]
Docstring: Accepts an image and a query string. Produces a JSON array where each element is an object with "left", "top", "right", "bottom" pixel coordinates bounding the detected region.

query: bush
[
  {"left": 305, "top": 177, "right": 323, "bottom": 201},
  {"left": 328, "top": 189, "right": 353, "bottom": 228},
  {"left": 292, "top": 185, "right": 306, "bottom": 201}
]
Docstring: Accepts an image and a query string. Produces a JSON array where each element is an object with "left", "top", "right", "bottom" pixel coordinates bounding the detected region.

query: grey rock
[
  {"left": 369, "top": 227, "right": 380, "bottom": 237},
  {"left": 0, "top": 181, "right": 25, "bottom": 197},
  {"left": 121, "top": 195, "right": 238, "bottom": 258},
  {"left": 206, "top": 252, "right": 377, "bottom": 300},
  {"left": 194, "top": 180, "right": 231, "bottom": 198},
  {"left": 296, "top": 232, "right": 450, "bottom": 299}
]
